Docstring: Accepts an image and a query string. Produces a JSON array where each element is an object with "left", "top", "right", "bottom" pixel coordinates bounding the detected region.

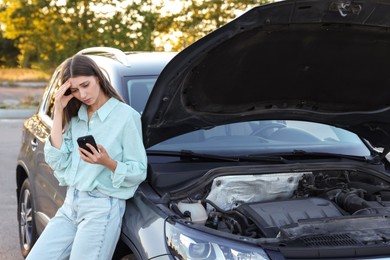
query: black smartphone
[{"left": 77, "top": 135, "right": 98, "bottom": 154}]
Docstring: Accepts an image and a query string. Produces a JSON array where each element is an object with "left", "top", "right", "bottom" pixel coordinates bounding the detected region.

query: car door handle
[{"left": 31, "top": 138, "right": 38, "bottom": 151}]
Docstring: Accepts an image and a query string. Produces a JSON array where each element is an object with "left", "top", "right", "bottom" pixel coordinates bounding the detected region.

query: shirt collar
[{"left": 78, "top": 97, "right": 119, "bottom": 122}]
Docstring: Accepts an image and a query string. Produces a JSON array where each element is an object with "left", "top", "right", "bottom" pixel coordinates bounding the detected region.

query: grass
[{"left": 0, "top": 68, "right": 50, "bottom": 82}]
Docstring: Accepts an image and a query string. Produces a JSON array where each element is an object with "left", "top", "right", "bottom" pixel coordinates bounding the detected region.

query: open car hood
[{"left": 142, "top": 0, "right": 390, "bottom": 148}]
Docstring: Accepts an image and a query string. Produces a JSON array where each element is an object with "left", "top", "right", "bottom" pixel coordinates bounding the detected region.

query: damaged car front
[{"left": 121, "top": 0, "right": 390, "bottom": 259}]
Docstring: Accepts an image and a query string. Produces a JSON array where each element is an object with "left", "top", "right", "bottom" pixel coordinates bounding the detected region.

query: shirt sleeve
[
  {"left": 44, "top": 128, "right": 73, "bottom": 185},
  {"left": 111, "top": 112, "right": 147, "bottom": 189}
]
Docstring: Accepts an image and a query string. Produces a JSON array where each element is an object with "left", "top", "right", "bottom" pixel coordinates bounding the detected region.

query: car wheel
[{"left": 18, "top": 178, "right": 37, "bottom": 257}]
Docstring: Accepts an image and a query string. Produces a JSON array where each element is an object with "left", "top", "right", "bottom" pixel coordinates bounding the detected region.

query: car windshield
[
  {"left": 149, "top": 120, "right": 370, "bottom": 157},
  {"left": 123, "top": 77, "right": 370, "bottom": 157}
]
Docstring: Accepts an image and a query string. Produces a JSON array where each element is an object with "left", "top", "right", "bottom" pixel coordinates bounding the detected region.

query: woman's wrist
[
  {"left": 54, "top": 106, "right": 63, "bottom": 116},
  {"left": 105, "top": 158, "right": 118, "bottom": 173}
]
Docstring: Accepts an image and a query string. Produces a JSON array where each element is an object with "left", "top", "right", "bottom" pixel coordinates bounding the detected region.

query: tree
[
  {"left": 0, "top": 0, "right": 273, "bottom": 69},
  {"left": 0, "top": 30, "right": 19, "bottom": 67},
  {"left": 119, "top": 0, "right": 162, "bottom": 51},
  {"left": 155, "top": 0, "right": 273, "bottom": 51},
  {"left": 0, "top": 0, "right": 153, "bottom": 69}
]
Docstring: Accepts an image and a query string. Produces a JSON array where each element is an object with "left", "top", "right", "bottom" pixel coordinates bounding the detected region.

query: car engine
[{"left": 171, "top": 169, "right": 390, "bottom": 247}]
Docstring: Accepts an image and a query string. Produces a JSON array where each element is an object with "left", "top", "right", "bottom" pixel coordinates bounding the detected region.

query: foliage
[
  {"left": 0, "top": 0, "right": 146, "bottom": 69},
  {"left": 0, "top": 31, "right": 19, "bottom": 67},
  {"left": 0, "top": 0, "right": 273, "bottom": 70},
  {"left": 156, "top": 0, "right": 271, "bottom": 51}
]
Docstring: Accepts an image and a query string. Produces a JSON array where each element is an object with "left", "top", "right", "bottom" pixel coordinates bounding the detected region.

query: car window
[
  {"left": 149, "top": 120, "right": 371, "bottom": 157},
  {"left": 39, "top": 69, "right": 61, "bottom": 126},
  {"left": 125, "top": 76, "right": 157, "bottom": 114}
]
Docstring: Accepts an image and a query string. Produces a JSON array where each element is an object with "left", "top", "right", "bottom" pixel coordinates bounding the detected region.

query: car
[{"left": 16, "top": 0, "right": 390, "bottom": 259}]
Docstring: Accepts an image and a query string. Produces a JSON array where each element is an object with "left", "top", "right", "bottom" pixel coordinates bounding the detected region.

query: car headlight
[{"left": 165, "top": 221, "right": 270, "bottom": 260}]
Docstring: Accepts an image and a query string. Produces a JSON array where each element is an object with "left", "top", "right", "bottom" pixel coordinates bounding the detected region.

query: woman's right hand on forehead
[{"left": 54, "top": 80, "right": 74, "bottom": 110}]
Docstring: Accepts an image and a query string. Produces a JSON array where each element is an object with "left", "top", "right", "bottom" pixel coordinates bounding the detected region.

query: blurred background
[
  {"left": 0, "top": 0, "right": 274, "bottom": 71},
  {"left": 0, "top": 0, "right": 274, "bottom": 110}
]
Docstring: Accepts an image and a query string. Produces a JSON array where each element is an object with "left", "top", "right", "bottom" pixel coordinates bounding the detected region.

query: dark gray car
[{"left": 17, "top": 1, "right": 390, "bottom": 259}]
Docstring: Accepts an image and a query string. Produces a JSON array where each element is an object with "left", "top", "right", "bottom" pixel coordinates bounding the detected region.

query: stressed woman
[{"left": 26, "top": 55, "right": 147, "bottom": 260}]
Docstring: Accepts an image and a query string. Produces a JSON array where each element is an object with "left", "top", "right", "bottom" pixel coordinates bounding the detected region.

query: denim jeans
[{"left": 26, "top": 186, "right": 126, "bottom": 260}]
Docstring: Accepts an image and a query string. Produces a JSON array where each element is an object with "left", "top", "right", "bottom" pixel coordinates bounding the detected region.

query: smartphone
[{"left": 77, "top": 135, "right": 98, "bottom": 154}]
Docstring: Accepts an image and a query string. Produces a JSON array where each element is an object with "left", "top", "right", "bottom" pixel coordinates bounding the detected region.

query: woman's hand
[
  {"left": 54, "top": 80, "right": 74, "bottom": 111},
  {"left": 79, "top": 144, "right": 118, "bottom": 172},
  {"left": 50, "top": 81, "right": 74, "bottom": 149}
]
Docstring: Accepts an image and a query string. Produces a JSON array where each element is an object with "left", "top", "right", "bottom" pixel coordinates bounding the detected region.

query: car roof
[
  {"left": 76, "top": 47, "right": 175, "bottom": 85},
  {"left": 85, "top": 51, "right": 176, "bottom": 76}
]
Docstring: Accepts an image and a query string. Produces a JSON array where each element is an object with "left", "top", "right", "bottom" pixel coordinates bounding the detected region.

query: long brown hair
[{"left": 59, "top": 54, "right": 125, "bottom": 127}]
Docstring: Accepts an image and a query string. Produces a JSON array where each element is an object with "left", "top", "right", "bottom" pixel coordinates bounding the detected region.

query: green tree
[
  {"left": 0, "top": 30, "right": 19, "bottom": 67},
  {"left": 0, "top": 0, "right": 273, "bottom": 69},
  {"left": 0, "top": 0, "right": 155, "bottom": 69},
  {"left": 119, "top": 0, "right": 163, "bottom": 51},
  {"left": 155, "top": 0, "right": 273, "bottom": 51}
]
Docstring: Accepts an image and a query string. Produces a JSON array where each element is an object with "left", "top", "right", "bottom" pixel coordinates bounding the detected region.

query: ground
[{"left": 0, "top": 86, "right": 45, "bottom": 109}]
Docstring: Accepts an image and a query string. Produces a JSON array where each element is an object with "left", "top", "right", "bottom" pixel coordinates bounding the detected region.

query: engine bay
[{"left": 170, "top": 169, "right": 390, "bottom": 247}]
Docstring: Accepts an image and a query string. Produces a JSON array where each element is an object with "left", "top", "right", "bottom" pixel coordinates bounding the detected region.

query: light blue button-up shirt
[{"left": 44, "top": 97, "right": 147, "bottom": 199}]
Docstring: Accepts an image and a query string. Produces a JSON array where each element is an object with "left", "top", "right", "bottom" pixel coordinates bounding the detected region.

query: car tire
[{"left": 18, "top": 178, "right": 37, "bottom": 258}]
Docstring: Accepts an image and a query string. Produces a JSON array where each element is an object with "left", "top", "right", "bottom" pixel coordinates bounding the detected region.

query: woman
[{"left": 26, "top": 55, "right": 147, "bottom": 259}]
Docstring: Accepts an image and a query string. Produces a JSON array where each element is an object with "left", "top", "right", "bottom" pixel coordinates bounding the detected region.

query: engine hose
[
  {"left": 222, "top": 215, "right": 243, "bottom": 235},
  {"left": 335, "top": 189, "right": 369, "bottom": 214}
]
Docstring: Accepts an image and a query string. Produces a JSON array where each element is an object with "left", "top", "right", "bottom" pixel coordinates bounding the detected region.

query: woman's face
[{"left": 68, "top": 75, "right": 102, "bottom": 106}]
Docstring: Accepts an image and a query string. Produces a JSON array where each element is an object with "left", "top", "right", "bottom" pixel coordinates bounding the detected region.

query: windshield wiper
[
  {"left": 245, "top": 150, "right": 375, "bottom": 164},
  {"left": 147, "top": 150, "right": 240, "bottom": 162},
  {"left": 147, "top": 150, "right": 288, "bottom": 163},
  {"left": 288, "top": 150, "right": 376, "bottom": 163}
]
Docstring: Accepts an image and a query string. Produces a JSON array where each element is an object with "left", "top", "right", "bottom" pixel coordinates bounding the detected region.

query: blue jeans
[{"left": 26, "top": 187, "right": 126, "bottom": 260}]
